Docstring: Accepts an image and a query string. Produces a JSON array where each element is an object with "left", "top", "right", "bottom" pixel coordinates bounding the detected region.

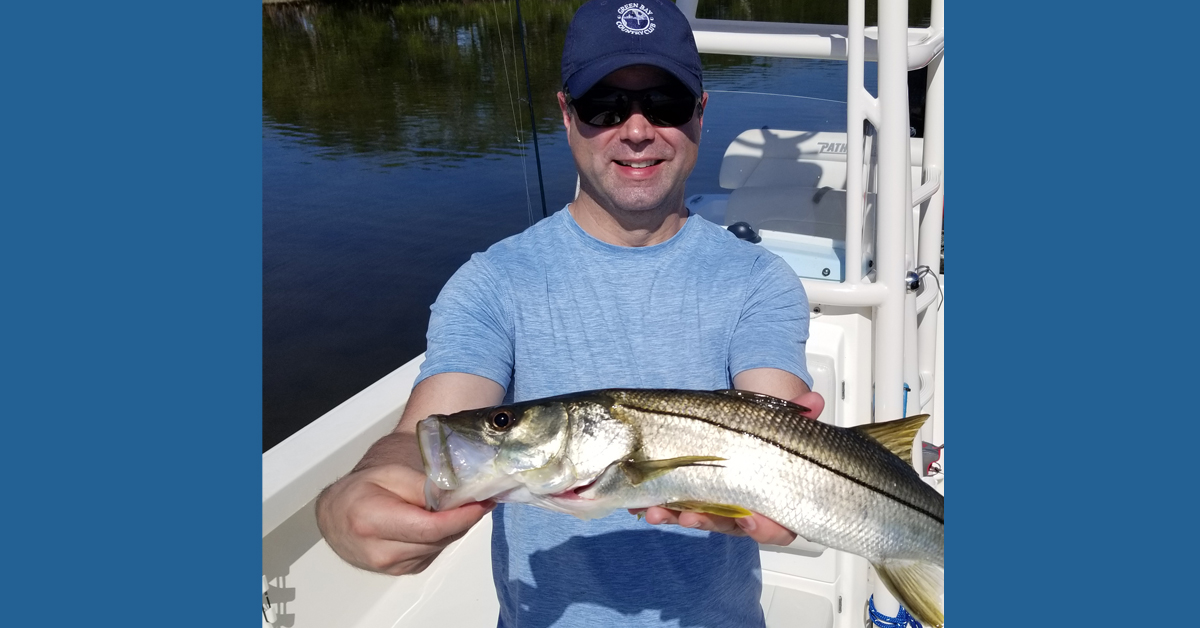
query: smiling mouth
[{"left": 615, "top": 160, "right": 664, "bottom": 169}]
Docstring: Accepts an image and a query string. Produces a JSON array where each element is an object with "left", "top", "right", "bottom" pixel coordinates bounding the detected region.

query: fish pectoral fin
[
  {"left": 852, "top": 414, "right": 931, "bottom": 464},
  {"left": 618, "top": 456, "right": 726, "bottom": 486},
  {"left": 661, "top": 501, "right": 754, "bottom": 518},
  {"left": 872, "top": 560, "right": 945, "bottom": 628},
  {"left": 714, "top": 389, "right": 812, "bottom": 415}
]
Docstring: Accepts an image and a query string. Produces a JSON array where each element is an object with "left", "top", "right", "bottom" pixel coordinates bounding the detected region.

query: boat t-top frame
[{"left": 677, "top": 0, "right": 945, "bottom": 428}]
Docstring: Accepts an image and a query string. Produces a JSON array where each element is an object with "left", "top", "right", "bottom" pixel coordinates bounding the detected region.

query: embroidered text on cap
[{"left": 617, "top": 3, "right": 656, "bottom": 35}]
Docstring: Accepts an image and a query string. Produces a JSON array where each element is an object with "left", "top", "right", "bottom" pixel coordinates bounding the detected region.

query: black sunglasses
[{"left": 567, "top": 84, "right": 700, "bottom": 128}]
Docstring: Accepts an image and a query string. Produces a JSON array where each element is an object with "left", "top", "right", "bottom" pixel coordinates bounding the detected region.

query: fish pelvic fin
[
  {"left": 873, "top": 560, "right": 944, "bottom": 628},
  {"left": 852, "top": 414, "right": 931, "bottom": 464},
  {"left": 662, "top": 501, "right": 753, "bottom": 518},
  {"left": 618, "top": 456, "right": 726, "bottom": 486}
]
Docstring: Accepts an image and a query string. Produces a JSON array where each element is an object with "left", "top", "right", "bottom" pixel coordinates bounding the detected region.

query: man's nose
[{"left": 617, "top": 102, "right": 657, "bottom": 143}]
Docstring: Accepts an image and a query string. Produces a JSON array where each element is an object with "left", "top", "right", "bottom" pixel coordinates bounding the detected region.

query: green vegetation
[
  {"left": 263, "top": 0, "right": 577, "bottom": 160},
  {"left": 263, "top": 0, "right": 931, "bottom": 162}
]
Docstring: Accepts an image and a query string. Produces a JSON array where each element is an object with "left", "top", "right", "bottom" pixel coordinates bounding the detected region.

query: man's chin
[
  {"left": 606, "top": 189, "right": 682, "bottom": 215},
  {"left": 577, "top": 177, "right": 687, "bottom": 217}
]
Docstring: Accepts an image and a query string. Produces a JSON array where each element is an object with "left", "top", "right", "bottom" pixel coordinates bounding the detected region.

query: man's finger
[
  {"left": 638, "top": 506, "right": 797, "bottom": 546},
  {"left": 735, "top": 514, "right": 797, "bottom": 546},
  {"left": 393, "top": 500, "right": 496, "bottom": 545},
  {"left": 639, "top": 507, "right": 745, "bottom": 536},
  {"left": 641, "top": 506, "right": 679, "bottom": 526},
  {"left": 677, "top": 511, "right": 745, "bottom": 536}
]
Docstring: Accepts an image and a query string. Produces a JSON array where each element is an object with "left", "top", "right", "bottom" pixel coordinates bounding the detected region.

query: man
[{"left": 316, "top": 0, "right": 824, "bottom": 625}]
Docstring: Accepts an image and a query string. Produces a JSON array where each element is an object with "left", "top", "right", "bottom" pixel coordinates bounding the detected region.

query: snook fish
[{"left": 417, "top": 388, "right": 944, "bottom": 627}]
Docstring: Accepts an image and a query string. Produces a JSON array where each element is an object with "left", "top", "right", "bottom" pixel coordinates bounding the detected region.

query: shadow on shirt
[{"left": 493, "top": 509, "right": 766, "bottom": 628}]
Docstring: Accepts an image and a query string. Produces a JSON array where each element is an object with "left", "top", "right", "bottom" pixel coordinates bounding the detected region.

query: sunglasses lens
[
  {"left": 573, "top": 90, "right": 631, "bottom": 127},
  {"left": 572, "top": 86, "right": 696, "bottom": 128},
  {"left": 642, "top": 90, "right": 697, "bottom": 127}
]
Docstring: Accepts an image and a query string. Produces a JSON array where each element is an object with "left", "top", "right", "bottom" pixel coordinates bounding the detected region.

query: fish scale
[
  {"left": 608, "top": 390, "right": 943, "bottom": 530},
  {"left": 608, "top": 400, "right": 942, "bottom": 566},
  {"left": 419, "top": 387, "right": 945, "bottom": 627}
]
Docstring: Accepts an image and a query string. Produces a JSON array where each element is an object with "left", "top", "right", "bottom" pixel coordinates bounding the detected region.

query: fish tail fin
[{"left": 872, "top": 560, "right": 944, "bottom": 628}]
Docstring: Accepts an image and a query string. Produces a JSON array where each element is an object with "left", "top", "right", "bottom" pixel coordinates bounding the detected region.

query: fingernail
[
  {"left": 685, "top": 521, "right": 703, "bottom": 529},
  {"left": 736, "top": 517, "right": 756, "bottom": 532}
]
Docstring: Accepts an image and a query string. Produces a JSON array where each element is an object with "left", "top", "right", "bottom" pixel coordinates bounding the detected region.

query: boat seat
[
  {"left": 719, "top": 128, "right": 925, "bottom": 193},
  {"left": 716, "top": 129, "right": 924, "bottom": 281},
  {"left": 725, "top": 185, "right": 857, "bottom": 241},
  {"left": 716, "top": 129, "right": 919, "bottom": 282}
]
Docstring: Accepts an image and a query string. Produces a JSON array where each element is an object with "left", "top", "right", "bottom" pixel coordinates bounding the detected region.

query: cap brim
[{"left": 565, "top": 53, "right": 702, "bottom": 98}]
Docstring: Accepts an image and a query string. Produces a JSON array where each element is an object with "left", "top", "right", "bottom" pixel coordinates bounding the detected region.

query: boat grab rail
[{"left": 675, "top": 0, "right": 943, "bottom": 70}]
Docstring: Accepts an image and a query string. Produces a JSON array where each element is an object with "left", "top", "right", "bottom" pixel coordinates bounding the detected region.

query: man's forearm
[{"left": 351, "top": 431, "right": 423, "bottom": 474}]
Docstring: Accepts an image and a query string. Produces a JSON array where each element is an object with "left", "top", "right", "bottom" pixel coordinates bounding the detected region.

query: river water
[{"left": 262, "top": 0, "right": 930, "bottom": 451}]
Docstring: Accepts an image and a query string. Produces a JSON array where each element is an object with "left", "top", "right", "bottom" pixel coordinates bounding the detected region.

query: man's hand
[
  {"left": 315, "top": 433, "right": 495, "bottom": 576},
  {"left": 631, "top": 389, "right": 825, "bottom": 546},
  {"left": 316, "top": 372, "right": 506, "bottom": 575}
]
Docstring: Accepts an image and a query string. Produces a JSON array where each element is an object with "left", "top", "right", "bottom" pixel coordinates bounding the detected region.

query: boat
[{"left": 262, "top": 0, "right": 945, "bottom": 625}]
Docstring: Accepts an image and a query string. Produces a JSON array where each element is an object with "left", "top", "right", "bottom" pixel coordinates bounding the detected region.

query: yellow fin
[
  {"left": 852, "top": 414, "right": 931, "bottom": 463},
  {"left": 873, "top": 560, "right": 945, "bottom": 628},
  {"left": 662, "top": 501, "right": 753, "bottom": 518},
  {"left": 618, "top": 456, "right": 726, "bottom": 486}
]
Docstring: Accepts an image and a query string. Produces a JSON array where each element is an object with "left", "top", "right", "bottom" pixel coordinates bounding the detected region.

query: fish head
[{"left": 417, "top": 401, "right": 578, "bottom": 510}]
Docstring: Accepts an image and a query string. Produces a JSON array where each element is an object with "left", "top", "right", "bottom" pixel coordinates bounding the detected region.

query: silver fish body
[{"left": 417, "top": 388, "right": 944, "bottom": 627}]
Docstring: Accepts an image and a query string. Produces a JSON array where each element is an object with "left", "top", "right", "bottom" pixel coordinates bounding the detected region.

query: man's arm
[
  {"left": 733, "top": 367, "right": 822, "bottom": 410},
  {"left": 315, "top": 372, "right": 505, "bottom": 575},
  {"left": 637, "top": 367, "right": 824, "bottom": 546}
]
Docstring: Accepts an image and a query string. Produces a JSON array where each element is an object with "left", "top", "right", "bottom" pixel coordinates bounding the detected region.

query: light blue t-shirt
[{"left": 417, "top": 207, "right": 812, "bottom": 628}]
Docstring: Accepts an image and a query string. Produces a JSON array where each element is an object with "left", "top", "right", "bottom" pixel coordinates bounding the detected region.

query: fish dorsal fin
[
  {"left": 852, "top": 414, "right": 931, "bottom": 463},
  {"left": 714, "top": 389, "right": 812, "bottom": 415}
]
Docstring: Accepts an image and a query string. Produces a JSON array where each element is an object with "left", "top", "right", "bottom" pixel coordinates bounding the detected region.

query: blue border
[
  {"left": 5, "top": 0, "right": 1183, "bottom": 623},
  {"left": 953, "top": 2, "right": 1045, "bottom": 623},
  {"left": 950, "top": 1, "right": 1192, "bottom": 623},
  {"left": 3, "top": 1, "right": 261, "bottom": 622}
]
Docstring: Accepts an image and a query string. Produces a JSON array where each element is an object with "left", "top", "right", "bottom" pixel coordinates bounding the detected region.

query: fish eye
[{"left": 489, "top": 410, "right": 514, "bottom": 431}]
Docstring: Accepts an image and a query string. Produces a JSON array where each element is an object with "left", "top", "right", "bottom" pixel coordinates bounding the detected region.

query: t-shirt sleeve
[
  {"left": 415, "top": 253, "right": 515, "bottom": 392},
  {"left": 728, "top": 253, "right": 814, "bottom": 389}
]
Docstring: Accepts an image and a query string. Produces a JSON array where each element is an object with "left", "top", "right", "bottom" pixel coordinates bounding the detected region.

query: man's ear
[{"left": 558, "top": 92, "right": 572, "bottom": 131}]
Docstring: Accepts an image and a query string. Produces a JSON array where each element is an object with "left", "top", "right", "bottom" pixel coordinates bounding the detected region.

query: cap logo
[{"left": 616, "top": 3, "right": 656, "bottom": 35}]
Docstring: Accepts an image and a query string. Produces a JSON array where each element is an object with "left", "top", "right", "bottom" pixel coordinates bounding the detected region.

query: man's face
[{"left": 558, "top": 65, "right": 707, "bottom": 216}]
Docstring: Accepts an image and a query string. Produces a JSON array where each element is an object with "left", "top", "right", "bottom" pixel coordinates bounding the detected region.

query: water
[{"left": 263, "top": 0, "right": 928, "bottom": 451}]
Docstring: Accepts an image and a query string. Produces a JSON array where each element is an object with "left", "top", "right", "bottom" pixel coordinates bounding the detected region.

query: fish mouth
[
  {"left": 417, "top": 417, "right": 459, "bottom": 490},
  {"left": 417, "top": 415, "right": 519, "bottom": 511}
]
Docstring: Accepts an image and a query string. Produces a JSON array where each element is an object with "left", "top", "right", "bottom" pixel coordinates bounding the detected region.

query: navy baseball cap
[{"left": 561, "top": 0, "right": 703, "bottom": 98}]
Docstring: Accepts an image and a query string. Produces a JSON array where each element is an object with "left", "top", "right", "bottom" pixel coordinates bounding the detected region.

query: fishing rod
[{"left": 514, "top": 0, "right": 548, "bottom": 219}]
